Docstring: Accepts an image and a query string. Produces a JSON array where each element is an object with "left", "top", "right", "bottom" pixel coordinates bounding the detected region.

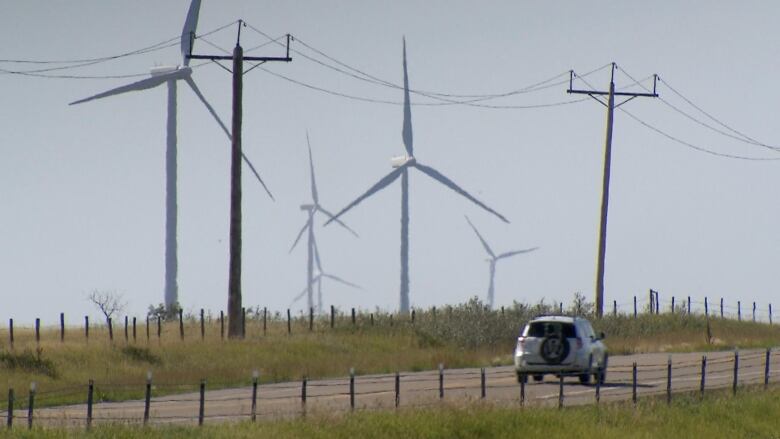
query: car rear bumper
[{"left": 514, "top": 352, "right": 593, "bottom": 374}]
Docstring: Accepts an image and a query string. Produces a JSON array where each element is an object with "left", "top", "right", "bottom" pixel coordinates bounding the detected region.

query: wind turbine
[
  {"left": 465, "top": 216, "right": 538, "bottom": 309},
  {"left": 290, "top": 237, "right": 361, "bottom": 312},
  {"left": 326, "top": 39, "right": 509, "bottom": 314},
  {"left": 289, "top": 134, "right": 358, "bottom": 312},
  {"left": 70, "top": 0, "right": 274, "bottom": 310}
]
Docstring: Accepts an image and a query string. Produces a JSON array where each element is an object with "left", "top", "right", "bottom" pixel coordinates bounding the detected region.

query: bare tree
[{"left": 87, "top": 290, "right": 127, "bottom": 323}]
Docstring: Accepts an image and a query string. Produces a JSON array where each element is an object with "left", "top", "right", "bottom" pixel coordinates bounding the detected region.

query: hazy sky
[{"left": 2, "top": 1, "right": 779, "bottom": 324}]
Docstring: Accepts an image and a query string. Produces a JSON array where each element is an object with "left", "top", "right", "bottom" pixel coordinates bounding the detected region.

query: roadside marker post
[
  {"left": 666, "top": 355, "right": 672, "bottom": 405},
  {"left": 764, "top": 349, "right": 771, "bottom": 390},
  {"left": 480, "top": 368, "right": 486, "bottom": 399},
  {"left": 439, "top": 364, "right": 444, "bottom": 399},
  {"left": 86, "top": 380, "right": 93, "bottom": 429},
  {"left": 27, "top": 382, "right": 36, "bottom": 430},
  {"left": 251, "top": 371, "right": 259, "bottom": 422},
  {"left": 144, "top": 372, "right": 152, "bottom": 425},
  {"left": 558, "top": 375, "right": 564, "bottom": 409},
  {"left": 349, "top": 368, "right": 356, "bottom": 411},
  {"left": 6, "top": 388, "right": 13, "bottom": 429},
  {"left": 394, "top": 372, "right": 400, "bottom": 408},
  {"left": 632, "top": 363, "right": 637, "bottom": 405},
  {"left": 733, "top": 351, "right": 739, "bottom": 395},
  {"left": 198, "top": 379, "right": 205, "bottom": 426},
  {"left": 700, "top": 356, "right": 707, "bottom": 398}
]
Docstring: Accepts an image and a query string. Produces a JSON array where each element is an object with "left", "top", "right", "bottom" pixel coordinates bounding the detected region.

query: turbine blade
[
  {"left": 414, "top": 163, "right": 509, "bottom": 223},
  {"left": 306, "top": 132, "right": 319, "bottom": 204},
  {"left": 181, "top": 0, "right": 202, "bottom": 66},
  {"left": 497, "top": 247, "right": 539, "bottom": 260},
  {"left": 318, "top": 206, "right": 359, "bottom": 238},
  {"left": 322, "top": 273, "right": 361, "bottom": 290},
  {"left": 401, "top": 37, "right": 413, "bottom": 156},
  {"left": 465, "top": 215, "right": 495, "bottom": 259},
  {"left": 70, "top": 69, "right": 188, "bottom": 105},
  {"left": 186, "top": 77, "right": 275, "bottom": 200},
  {"left": 289, "top": 218, "right": 311, "bottom": 253},
  {"left": 325, "top": 166, "right": 405, "bottom": 225}
]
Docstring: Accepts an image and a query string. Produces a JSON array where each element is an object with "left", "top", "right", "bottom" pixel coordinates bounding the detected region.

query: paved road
[{"left": 12, "top": 348, "right": 779, "bottom": 427}]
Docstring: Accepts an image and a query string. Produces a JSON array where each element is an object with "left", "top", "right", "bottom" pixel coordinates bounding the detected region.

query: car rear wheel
[
  {"left": 578, "top": 373, "right": 591, "bottom": 385},
  {"left": 532, "top": 374, "right": 544, "bottom": 382},
  {"left": 516, "top": 372, "right": 528, "bottom": 384}
]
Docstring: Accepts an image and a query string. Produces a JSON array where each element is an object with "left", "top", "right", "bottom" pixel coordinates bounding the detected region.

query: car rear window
[{"left": 525, "top": 321, "right": 576, "bottom": 338}]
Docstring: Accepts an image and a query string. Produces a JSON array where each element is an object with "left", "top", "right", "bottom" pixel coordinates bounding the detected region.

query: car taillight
[
  {"left": 517, "top": 337, "right": 525, "bottom": 350},
  {"left": 576, "top": 337, "right": 583, "bottom": 351}
]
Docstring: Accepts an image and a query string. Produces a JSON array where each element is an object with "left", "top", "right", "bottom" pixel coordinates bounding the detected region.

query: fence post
[
  {"left": 633, "top": 296, "right": 637, "bottom": 318},
  {"left": 480, "top": 367, "right": 486, "bottom": 399},
  {"left": 738, "top": 301, "right": 741, "bottom": 321},
  {"left": 309, "top": 308, "right": 314, "bottom": 332},
  {"left": 613, "top": 300, "right": 617, "bottom": 317},
  {"left": 220, "top": 311, "right": 225, "bottom": 340},
  {"left": 371, "top": 313, "right": 374, "bottom": 326},
  {"left": 558, "top": 374, "right": 564, "bottom": 409},
  {"left": 700, "top": 356, "right": 707, "bottom": 398},
  {"left": 520, "top": 374, "right": 525, "bottom": 406},
  {"left": 770, "top": 304, "right": 773, "bottom": 325},
  {"left": 352, "top": 308, "right": 357, "bottom": 326},
  {"left": 35, "top": 318, "right": 40, "bottom": 345},
  {"left": 595, "top": 368, "right": 600, "bottom": 404},
  {"left": 124, "top": 316, "right": 129, "bottom": 342},
  {"left": 349, "top": 367, "right": 355, "bottom": 411},
  {"left": 720, "top": 297, "right": 724, "bottom": 318},
  {"left": 83, "top": 316, "right": 88, "bottom": 343},
  {"left": 108, "top": 317, "right": 113, "bottom": 342},
  {"left": 705, "top": 297, "right": 709, "bottom": 317},
  {"left": 632, "top": 362, "right": 637, "bottom": 405},
  {"left": 330, "top": 305, "right": 335, "bottom": 329},
  {"left": 733, "top": 350, "right": 739, "bottom": 395},
  {"left": 157, "top": 316, "right": 161, "bottom": 341},
  {"left": 242, "top": 307, "right": 246, "bottom": 339},
  {"left": 687, "top": 296, "right": 691, "bottom": 315},
  {"left": 60, "top": 312, "right": 65, "bottom": 342},
  {"left": 251, "top": 371, "right": 259, "bottom": 422},
  {"left": 200, "top": 309, "right": 205, "bottom": 341},
  {"left": 671, "top": 296, "right": 675, "bottom": 313},
  {"left": 765, "top": 349, "right": 771, "bottom": 390},
  {"left": 26, "top": 383, "right": 35, "bottom": 430},
  {"left": 9, "top": 318, "right": 14, "bottom": 349},
  {"left": 6, "top": 388, "right": 13, "bottom": 429},
  {"left": 144, "top": 372, "right": 152, "bottom": 425},
  {"left": 559, "top": 302, "right": 563, "bottom": 314},
  {"left": 146, "top": 316, "right": 150, "bottom": 341},
  {"left": 410, "top": 309, "right": 415, "bottom": 324},
  {"left": 301, "top": 377, "right": 307, "bottom": 415},
  {"left": 86, "top": 380, "right": 93, "bottom": 429},
  {"left": 649, "top": 290, "right": 654, "bottom": 314},
  {"left": 666, "top": 355, "right": 672, "bottom": 405},
  {"left": 262, "top": 307, "right": 267, "bottom": 336},
  {"left": 287, "top": 309, "right": 291, "bottom": 335},
  {"left": 753, "top": 302, "right": 756, "bottom": 322},
  {"left": 394, "top": 372, "right": 400, "bottom": 408},
  {"left": 198, "top": 379, "right": 205, "bottom": 426},
  {"left": 439, "top": 363, "right": 444, "bottom": 399},
  {"left": 179, "top": 309, "right": 184, "bottom": 341}
]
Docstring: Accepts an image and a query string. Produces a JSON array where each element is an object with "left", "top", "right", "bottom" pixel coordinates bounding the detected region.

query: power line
[{"left": 577, "top": 73, "right": 780, "bottom": 162}]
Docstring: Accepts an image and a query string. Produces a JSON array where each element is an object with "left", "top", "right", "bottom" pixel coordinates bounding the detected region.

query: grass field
[
  {"left": 5, "top": 386, "right": 780, "bottom": 438},
  {"left": 0, "top": 299, "right": 778, "bottom": 410}
]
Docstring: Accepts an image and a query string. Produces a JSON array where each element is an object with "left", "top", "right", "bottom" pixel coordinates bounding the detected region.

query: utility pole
[
  {"left": 188, "top": 21, "right": 292, "bottom": 337},
  {"left": 567, "top": 63, "right": 657, "bottom": 318}
]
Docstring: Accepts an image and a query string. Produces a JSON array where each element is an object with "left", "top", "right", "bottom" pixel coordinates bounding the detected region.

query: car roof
[{"left": 528, "top": 315, "right": 578, "bottom": 324}]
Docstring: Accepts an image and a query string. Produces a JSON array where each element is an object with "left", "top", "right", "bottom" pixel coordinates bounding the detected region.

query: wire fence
[{"left": 1, "top": 348, "right": 778, "bottom": 429}]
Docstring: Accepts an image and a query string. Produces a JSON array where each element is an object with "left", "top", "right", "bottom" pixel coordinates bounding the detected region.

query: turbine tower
[
  {"left": 291, "top": 238, "right": 361, "bottom": 312},
  {"left": 70, "top": 0, "right": 274, "bottom": 310},
  {"left": 289, "top": 133, "right": 358, "bottom": 312},
  {"left": 327, "top": 39, "right": 508, "bottom": 314},
  {"left": 465, "top": 216, "right": 538, "bottom": 309}
]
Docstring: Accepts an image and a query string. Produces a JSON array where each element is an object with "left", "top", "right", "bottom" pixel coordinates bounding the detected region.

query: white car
[{"left": 514, "top": 315, "right": 607, "bottom": 385}]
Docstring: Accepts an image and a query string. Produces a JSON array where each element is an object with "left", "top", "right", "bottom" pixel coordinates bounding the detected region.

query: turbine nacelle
[
  {"left": 150, "top": 65, "right": 180, "bottom": 76},
  {"left": 390, "top": 155, "right": 416, "bottom": 168}
]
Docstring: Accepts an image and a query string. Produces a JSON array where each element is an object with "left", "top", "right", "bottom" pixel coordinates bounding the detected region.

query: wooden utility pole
[
  {"left": 188, "top": 21, "right": 292, "bottom": 337},
  {"left": 567, "top": 63, "right": 657, "bottom": 317}
]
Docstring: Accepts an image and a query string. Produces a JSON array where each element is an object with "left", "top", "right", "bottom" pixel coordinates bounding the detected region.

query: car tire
[
  {"left": 532, "top": 374, "right": 544, "bottom": 382},
  {"left": 516, "top": 372, "right": 528, "bottom": 384},
  {"left": 578, "top": 373, "right": 591, "bottom": 385}
]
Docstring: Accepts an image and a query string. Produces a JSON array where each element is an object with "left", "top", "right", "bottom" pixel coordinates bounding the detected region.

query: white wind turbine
[
  {"left": 290, "top": 238, "right": 361, "bottom": 312},
  {"left": 465, "top": 216, "right": 538, "bottom": 309},
  {"left": 327, "top": 38, "right": 509, "bottom": 314},
  {"left": 289, "top": 134, "right": 358, "bottom": 312},
  {"left": 70, "top": 0, "right": 274, "bottom": 310}
]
